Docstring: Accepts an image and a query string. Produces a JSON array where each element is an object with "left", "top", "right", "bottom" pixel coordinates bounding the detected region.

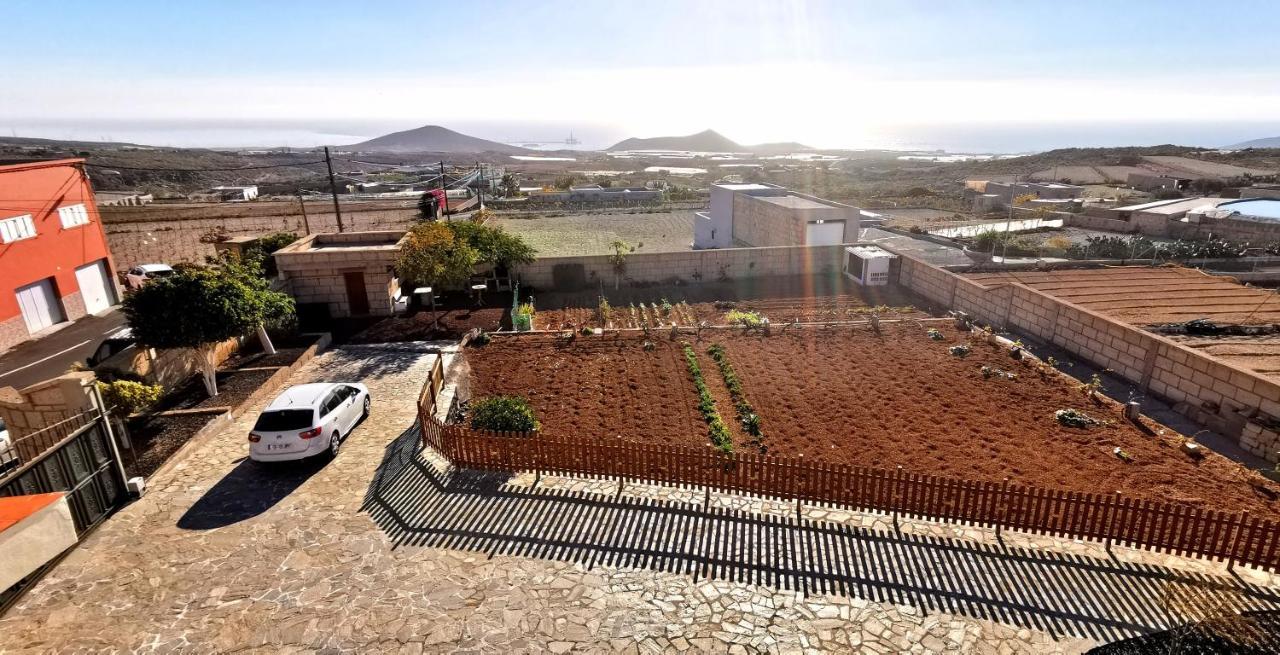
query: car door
[
  {"left": 318, "top": 388, "right": 343, "bottom": 434},
  {"left": 336, "top": 386, "right": 360, "bottom": 433}
]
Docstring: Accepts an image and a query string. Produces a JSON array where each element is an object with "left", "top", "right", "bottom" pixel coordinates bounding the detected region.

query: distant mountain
[
  {"left": 347, "top": 125, "right": 530, "bottom": 154},
  {"left": 607, "top": 129, "right": 811, "bottom": 154},
  {"left": 1227, "top": 136, "right": 1280, "bottom": 149}
]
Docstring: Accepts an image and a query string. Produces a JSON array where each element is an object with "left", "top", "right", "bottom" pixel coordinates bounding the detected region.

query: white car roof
[
  {"left": 265, "top": 383, "right": 340, "bottom": 410},
  {"left": 137, "top": 264, "right": 173, "bottom": 273}
]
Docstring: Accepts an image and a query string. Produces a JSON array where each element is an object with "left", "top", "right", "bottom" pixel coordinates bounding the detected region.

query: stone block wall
[
  {"left": 1241, "top": 422, "right": 1280, "bottom": 461},
  {"left": 0, "top": 372, "right": 97, "bottom": 447},
  {"left": 514, "top": 244, "right": 847, "bottom": 290},
  {"left": 894, "top": 254, "right": 1280, "bottom": 462},
  {"left": 100, "top": 200, "right": 417, "bottom": 269}
]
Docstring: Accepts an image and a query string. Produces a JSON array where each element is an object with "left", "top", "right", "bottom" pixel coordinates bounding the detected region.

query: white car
[
  {"left": 248, "top": 383, "right": 370, "bottom": 462},
  {"left": 124, "top": 263, "right": 175, "bottom": 290}
]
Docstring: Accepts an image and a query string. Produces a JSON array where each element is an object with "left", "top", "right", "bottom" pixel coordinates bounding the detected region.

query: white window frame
[
  {"left": 0, "top": 214, "right": 37, "bottom": 243},
  {"left": 58, "top": 203, "right": 91, "bottom": 229}
]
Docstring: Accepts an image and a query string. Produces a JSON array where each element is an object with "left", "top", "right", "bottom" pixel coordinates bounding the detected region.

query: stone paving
[{"left": 1, "top": 342, "right": 1277, "bottom": 653}]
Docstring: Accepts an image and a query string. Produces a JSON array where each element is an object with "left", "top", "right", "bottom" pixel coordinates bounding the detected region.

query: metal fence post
[{"left": 90, "top": 384, "right": 131, "bottom": 493}]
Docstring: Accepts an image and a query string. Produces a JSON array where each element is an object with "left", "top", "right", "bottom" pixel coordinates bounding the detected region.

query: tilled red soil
[
  {"left": 350, "top": 307, "right": 507, "bottom": 342},
  {"left": 466, "top": 336, "right": 705, "bottom": 446},
  {"left": 466, "top": 326, "right": 1280, "bottom": 516}
]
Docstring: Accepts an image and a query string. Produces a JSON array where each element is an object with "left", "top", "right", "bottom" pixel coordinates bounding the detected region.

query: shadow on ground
[
  {"left": 363, "top": 423, "right": 1280, "bottom": 646},
  {"left": 178, "top": 456, "right": 328, "bottom": 530}
]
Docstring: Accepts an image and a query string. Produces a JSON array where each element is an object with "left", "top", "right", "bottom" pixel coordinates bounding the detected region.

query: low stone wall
[
  {"left": 100, "top": 200, "right": 417, "bottom": 268},
  {"left": 514, "top": 244, "right": 848, "bottom": 290},
  {"left": 0, "top": 373, "right": 96, "bottom": 443},
  {"left": 894, "top": 253, "right": 1280, "bottom": 462}
]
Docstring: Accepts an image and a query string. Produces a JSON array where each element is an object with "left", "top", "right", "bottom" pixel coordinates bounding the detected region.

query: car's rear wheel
[{"left": 328, "top": 431, "right": 341, "bottom": 458}]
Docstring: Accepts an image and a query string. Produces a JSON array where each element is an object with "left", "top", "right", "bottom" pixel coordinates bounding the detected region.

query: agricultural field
[
  {"left": 531, "top": 276, "right": 931, "bottom": 330},
  {"left": 1169, "top": 334, "right": 1280, "bottom": 382},
  {"left": 490, "top": 210, "right": 697, "bottom": 257},
  {"left": 965, "top": 266, "right": 1280, "bottom": 326},
  {"left": 464, "top": 324, "right": 1279, "bottom": 516},
  {"left": 1029, "top": 166, "right": 1107, "bottom": 184},
  {"left": 1142, "top": 155, "right": 1276, "bottom": 178}
]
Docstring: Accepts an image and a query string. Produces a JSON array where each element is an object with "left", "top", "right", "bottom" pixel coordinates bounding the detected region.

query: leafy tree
[
  {"left": 448, "top": 220, "right": 536, "bottom": 269},
  {"left": 241, "top": 231, "right": 297, "bottom": 278},
  {"left": 123, "top": 263, "right": 294, "bottom": 397},
  {"left": 500, "top": 173, "right": 521, "bottom": 198},
  {"left": 395, "top": 222, "right": 479, "bottom": 289}
]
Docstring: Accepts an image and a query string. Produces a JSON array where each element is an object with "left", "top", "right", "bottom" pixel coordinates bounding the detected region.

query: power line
[{"left": 81, "top": 160, "right": 325, "bottom": 173}]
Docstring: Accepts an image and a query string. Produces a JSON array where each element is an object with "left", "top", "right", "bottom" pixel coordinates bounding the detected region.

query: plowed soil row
[
  {"left": 465, "top": 326, "right": 1279, "bottom": 516},
  {"left": 966, "top": 266, "right": 1280, "bottom": 326}
]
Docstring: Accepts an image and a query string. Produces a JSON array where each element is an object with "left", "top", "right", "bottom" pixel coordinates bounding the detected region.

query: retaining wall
[
  {"left": 895, "top": 254, "right": 1280, "bottom": 462},
  {"left": 514, "top": 244, "right": 848, "bottom": 290}
]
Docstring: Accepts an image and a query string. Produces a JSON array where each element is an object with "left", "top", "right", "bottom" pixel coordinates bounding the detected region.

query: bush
[
  {"left": 949, "top": 344, "right": 971, "bottom": 358},
  {"left": 1055, "top": 408, "right": 1099, "bottom": 428},
  {"left": 725, "top": 310, "right": 763, "bottom": 328},
  {"left": 97, "top": 380, "right": 163, "bottom": 416},
  {"left": 469, "top": 396, "right": 539, "bottom": 432}
]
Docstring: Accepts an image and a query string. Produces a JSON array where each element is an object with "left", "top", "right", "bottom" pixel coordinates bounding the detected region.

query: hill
[
  {"left": 347, "top": 125, "right": 529, "bottom": 154},
  {"left": 608, "top": 129, "right": 742, "bottom": 152},
  {"left": 1228, "top": 136, "right": 1280, "bottom": 149}
]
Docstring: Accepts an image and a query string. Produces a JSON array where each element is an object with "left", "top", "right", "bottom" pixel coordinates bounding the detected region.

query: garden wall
[
  {"left": 514, "top": 244, "right": 848, "bottom": 290},
  {"left": 895, "top": 254, "right": 1280, "bottom": 461},
  {"left": 99, "top": 200, "right": 417, "bottom": 268}
]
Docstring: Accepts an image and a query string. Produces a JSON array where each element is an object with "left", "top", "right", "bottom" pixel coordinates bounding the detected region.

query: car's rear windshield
[{"left": 253, "top": 409, "right": 313, "bottom": 431}]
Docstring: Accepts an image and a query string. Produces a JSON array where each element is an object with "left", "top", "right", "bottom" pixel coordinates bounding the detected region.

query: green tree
[
  {"left": 123, "top": 263, "right": 294, "bottom": 396},
  {"left": 500, "top": 173, "right": 520, "bottom": 198},
  {"left": 447, "top": 221, "right": 536, "bottom": 269},
  {"left": 395, "top": 222, "right": 480, "bottom": 289}
]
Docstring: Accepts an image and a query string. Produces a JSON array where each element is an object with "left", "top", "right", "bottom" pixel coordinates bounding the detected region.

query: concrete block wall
[
  {"left": 515, "top": 244, "right": 847, "bottom": 289},
  {"left": 100, "top": 200, "right": 417, "bottom": 269},
  {"left": 894, "top": 254, "right": 1280, "bottom": 462},
  {"left": 0, "top": 372, "right": 97, "bottom": 452}
]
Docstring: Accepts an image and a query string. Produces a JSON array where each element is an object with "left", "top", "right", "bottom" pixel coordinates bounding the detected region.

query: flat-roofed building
[{"left": 693, "top": 183, "right": 860, "bottom": 249}]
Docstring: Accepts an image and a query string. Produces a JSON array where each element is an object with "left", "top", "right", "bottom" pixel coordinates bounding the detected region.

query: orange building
[{"left": 0, "top": 159, "right": 118, "bottom": 351}]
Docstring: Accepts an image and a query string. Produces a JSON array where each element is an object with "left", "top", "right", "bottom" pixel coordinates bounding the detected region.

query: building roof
[
  {"left": 0, "top": 158, "right": 85, "bottom": 174},
  {"left": 756, "top": 195, "right": 831, "bottom": 210},
  {"left": 716, "top": 183, "right": 773, "bottom": 191}
]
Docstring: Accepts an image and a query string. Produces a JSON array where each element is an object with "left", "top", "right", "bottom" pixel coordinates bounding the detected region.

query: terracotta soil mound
[
  {"left": 465, "top": 325, "right": 1279, "bottom": 516},
  {"left": 965, "top": 266, "right": 1280, "bottom": 326}
]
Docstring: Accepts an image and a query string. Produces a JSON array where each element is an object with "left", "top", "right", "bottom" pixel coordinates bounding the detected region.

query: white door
[
  {"left": 805, "top": 221, "right": 846, "bottom": 245},
  {"left": 15, "top": 278, "right": 64, "bottom": 334},
  {"left": 74, "top": 260, "right": 114, "bottom": 315}
]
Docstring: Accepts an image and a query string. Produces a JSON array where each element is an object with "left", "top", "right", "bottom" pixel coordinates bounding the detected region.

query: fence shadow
[{"left": 363, "top": 423, "right": 1280, "bottom": 645}]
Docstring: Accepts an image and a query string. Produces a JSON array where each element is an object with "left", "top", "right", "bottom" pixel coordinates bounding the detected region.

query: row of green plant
[
  {"left": 725, "top": 309, "right": 765, "bottom": 328},
  {"left": 706, "top": 344, "right": 765, "bottom": 452},
  {"left": 682, "top": 343, "right": 733, "bottom": 453}
]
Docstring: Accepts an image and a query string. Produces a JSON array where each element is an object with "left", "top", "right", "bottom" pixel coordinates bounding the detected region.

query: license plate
[{"left": 267, "top": 444, "right": 292, "bottom": 451}]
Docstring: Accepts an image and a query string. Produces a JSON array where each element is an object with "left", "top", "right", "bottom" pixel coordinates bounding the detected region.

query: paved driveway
[{"left": 0, "top": 343, "right": 1273, "bottom": 653}]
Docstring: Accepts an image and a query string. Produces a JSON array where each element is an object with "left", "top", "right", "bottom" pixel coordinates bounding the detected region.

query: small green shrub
[
  {"left": 469, "top": 331, "right": 491, "bottom": 346},
  {"left": 661, "top": 298, "right": 673, "bottom": 316},
  {"left": 927, "top": 328, "right": 944, "bottom": 341},
  {"left": 1055, "top": 408, "right": 1098, "bottom": 428},
  {"left": 97, "top": 380, "right": 163, "bottom": 416},
  {"left": 949, "top": 344, "right": 971, "bottom": 358},
  {"left": 469, "top": 396, "right": 539, "bottom": 432},
  {"left": 725, "top": 310, "right": 763, "bottom": 328}
]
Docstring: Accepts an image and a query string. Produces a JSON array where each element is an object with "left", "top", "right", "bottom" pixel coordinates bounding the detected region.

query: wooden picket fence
[{"left": 416, "top": 380, "right": 1280, "bottom": 572}]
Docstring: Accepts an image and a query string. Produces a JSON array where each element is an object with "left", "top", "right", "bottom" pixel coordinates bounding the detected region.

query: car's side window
[{"left": 321, "top": 392, "right": 340, "bottom": 416}]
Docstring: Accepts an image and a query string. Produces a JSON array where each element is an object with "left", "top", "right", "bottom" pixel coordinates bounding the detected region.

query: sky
[{"left": 2, "top": 0, "right": 1279, "bottom": 151}]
